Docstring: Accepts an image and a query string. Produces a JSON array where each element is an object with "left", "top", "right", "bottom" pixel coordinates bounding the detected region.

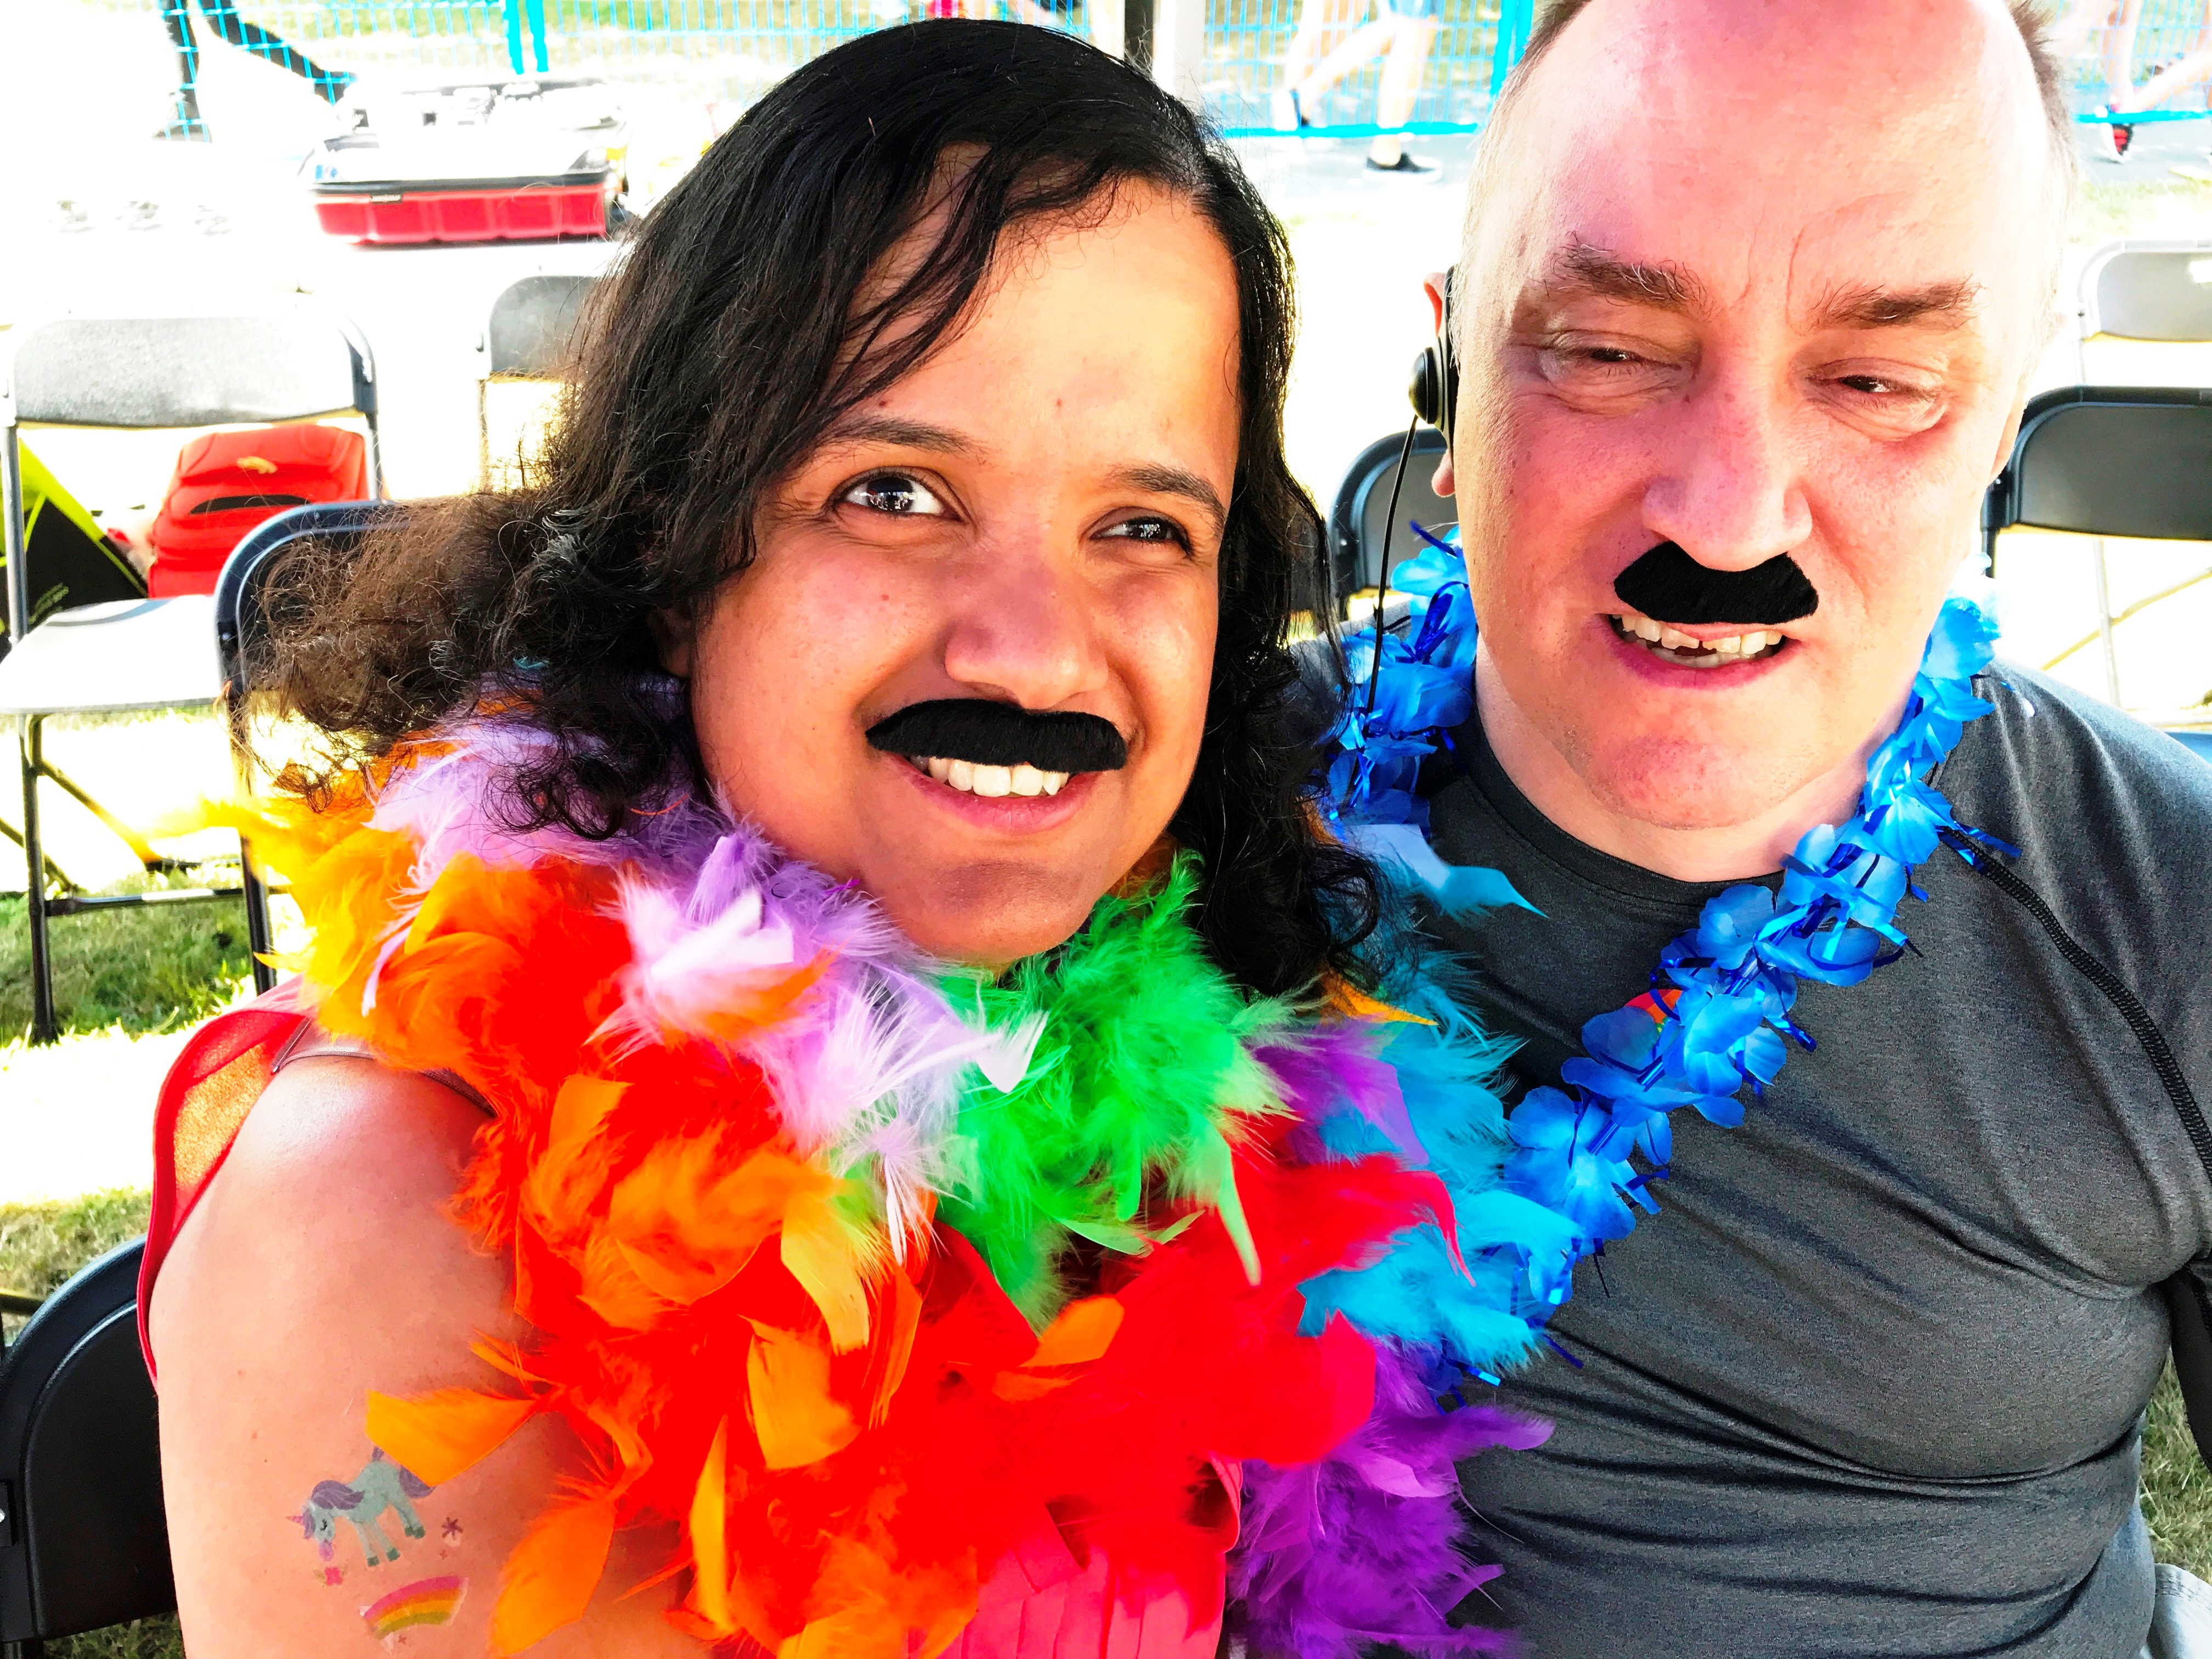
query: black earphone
[
  {"left": 1361, "top": 266, "right": 1458, "bottom": 709},
  {"left": 1407, "top": 265, "right": 1458, "bottom": 443}
]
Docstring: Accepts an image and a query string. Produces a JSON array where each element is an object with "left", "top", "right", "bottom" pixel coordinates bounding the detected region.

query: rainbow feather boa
[{"left": 232, "top": 717, "right": 1573, "bottom": 1658}]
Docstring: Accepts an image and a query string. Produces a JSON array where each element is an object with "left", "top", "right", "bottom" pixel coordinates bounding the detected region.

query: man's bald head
[
  {"left": 1436, "top": 0, "right": 2076, "bottom": 876},
  {"left": 1463, "top": 0, "right": 2073, "bottom": 337},
  {"left": 1503, "top": 0, "right": 2071, "bottom": 167}
]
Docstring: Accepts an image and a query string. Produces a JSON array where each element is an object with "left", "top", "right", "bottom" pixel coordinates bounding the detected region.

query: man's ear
[
  {"left": 1987, "top": 370, "right": 2035, "bottom": 488},
  {"left": 1420, "top": 269, "right": 1457, "bottom": 496},
  {"left": 649, "top": 606, "right": 696, "bottom": 678}
]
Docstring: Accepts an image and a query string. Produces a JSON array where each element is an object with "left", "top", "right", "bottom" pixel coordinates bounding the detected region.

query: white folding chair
[{"left": 0, "top": 308, "right": 383, "bottom": 1042}]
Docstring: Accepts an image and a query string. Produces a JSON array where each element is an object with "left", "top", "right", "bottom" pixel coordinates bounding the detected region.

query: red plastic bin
[{"left": 312, "top": 178, "right": 614, "bottom": 244}]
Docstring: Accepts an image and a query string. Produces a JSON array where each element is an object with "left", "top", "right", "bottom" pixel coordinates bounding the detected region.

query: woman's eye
[
  {"left": 1099, "top": 515, "right": 1190, "bottom": 550},
  {"left": 841, "top": 472, "right": 947, "bottom": 517}
]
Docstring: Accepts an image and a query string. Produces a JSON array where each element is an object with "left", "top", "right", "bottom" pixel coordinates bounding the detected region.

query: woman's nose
[
  {"left": 939, "top": 545, "right": 1110, "bottom": 710},
  {"left": 1639, "top": 376, "right": 1813, "bottom": 572}
]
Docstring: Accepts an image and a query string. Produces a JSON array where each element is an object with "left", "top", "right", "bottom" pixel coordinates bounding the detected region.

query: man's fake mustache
[
  {"left": 865, "top": 699, "right": 1128, "bottom": 774},
  {"left": 1612, "top": 543, "right": 1820, "bottom": 627}
]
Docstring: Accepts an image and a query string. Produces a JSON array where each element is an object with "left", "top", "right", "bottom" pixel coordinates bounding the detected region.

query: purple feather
[{"left": 1227, "top": 1344, "right": 1549, "bottom": 1658}]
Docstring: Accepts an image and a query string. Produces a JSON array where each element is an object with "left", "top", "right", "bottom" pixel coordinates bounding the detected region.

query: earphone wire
[{"left": 1364, "top": 415, "right": 1422, "bottom": 715}]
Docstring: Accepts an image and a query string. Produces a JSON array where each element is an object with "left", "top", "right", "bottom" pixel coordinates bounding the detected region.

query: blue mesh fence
[
  {"left": 124, "top": 0, "right": 2212, "bottom": 140},
  {"left": 2065, "top": 0, "right": 2212, "bottom": 123},
  {"left": 133, "top": 0, "right": 1527, "bottom": 132}
]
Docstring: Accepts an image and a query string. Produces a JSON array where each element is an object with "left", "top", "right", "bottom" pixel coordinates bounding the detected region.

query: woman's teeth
[
  {"left": 1611, "top": 609, "right": 1786, "bottom": 668},
  {"left": 919, "top": 757, "right": 1069, "bottom": 797}
]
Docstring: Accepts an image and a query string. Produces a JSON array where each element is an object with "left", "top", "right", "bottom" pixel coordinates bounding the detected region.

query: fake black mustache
[
  {"left": 865, "top": 699, "right": 1128, "bottom": 774},
  {"left": 1612, "top": 543, "right": 1820, "bottom": 627}
]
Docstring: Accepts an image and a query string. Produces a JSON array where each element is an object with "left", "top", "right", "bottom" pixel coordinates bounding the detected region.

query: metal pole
[
  {"left": 22, "top": 716, "right": 55, "bottom": 1045},
  {"left": 2092, "top": 540, "right": 2124, "bottom": 707},
  {"left": 1147, "top": 0, "right": 1200, "bottom": 108},
  {"left": 3, "top": 423, "right": 27, "bottom": 656},
  {"left": 1122, "top": 0, "right": 1154, "bottom": 76}
]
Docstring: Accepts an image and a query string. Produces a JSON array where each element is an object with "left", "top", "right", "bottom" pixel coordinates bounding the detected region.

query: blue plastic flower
[{"left": 1504, "top": 1087, "right": 1641, "bottom": 1242}]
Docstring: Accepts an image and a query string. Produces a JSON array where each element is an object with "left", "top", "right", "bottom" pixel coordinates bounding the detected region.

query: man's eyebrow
[
  {"left": 1109, "top": 463, "right": 1228, "bottom": 534},
  {"left": 817, "top": 413, "right": 980, "bottom": 455},
  {"left": 1810, "top": 279, "right": 1984, "bottom": 330},
  {"left": 1538, "top": 242, "right": 1710, "bottom": 312}
]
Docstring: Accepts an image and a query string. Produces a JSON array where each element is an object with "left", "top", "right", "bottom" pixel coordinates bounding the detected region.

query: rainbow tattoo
[{"left": 360, "top": 1575, "right": 464, "bottom": 1641}]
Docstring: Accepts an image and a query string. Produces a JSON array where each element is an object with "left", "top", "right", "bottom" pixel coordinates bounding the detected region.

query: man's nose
[
  {"left": 940, "top": 544, "right": 1110, "bottom": 710},
  {"left": 1638, "top": 379, "right": 1813, "bottom": 571}
]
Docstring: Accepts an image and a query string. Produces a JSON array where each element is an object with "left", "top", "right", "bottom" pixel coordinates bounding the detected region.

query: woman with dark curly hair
[{"left": 140, "top": 21, "right": 1559, "bottom": 1659}]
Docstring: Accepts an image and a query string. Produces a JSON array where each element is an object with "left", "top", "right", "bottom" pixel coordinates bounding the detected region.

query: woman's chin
[{"left": 873, "top": 862, "right": 1113, "bottom": 968}]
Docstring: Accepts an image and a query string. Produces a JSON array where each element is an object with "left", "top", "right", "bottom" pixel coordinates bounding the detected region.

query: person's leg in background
[
  {"left": 2052, "top": 0, "right": 2147, "bottom": 157},
  {"left": 156, "top": 0, "right": 208, "bottom": 140},
  {"left": 1274, "top": 0, "right": 1364, "bottom": 129},
  {"left": 192, "top": 0, "right": 356, "bottom": 105},
  {"left": 2113, "top": 0, "right": 2212, "bottom": 129},
  {"left": 1364, "top": 0, "right": 1437, "bottom": 172}
]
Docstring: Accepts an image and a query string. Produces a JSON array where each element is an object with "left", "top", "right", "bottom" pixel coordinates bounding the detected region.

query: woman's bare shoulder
[{"left": 151, "top": 1057, "right": 695, "bottom": 1658}]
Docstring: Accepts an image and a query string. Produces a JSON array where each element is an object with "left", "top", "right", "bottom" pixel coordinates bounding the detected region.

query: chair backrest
[
  {"left": 2, "top": 312, "right": 377, "bottom": 430},
  {"left": 2080, "top": 241, "right": 2212, "bottom": 343},
  {"left": 1981, "top": 386, "right": 2212, "bottom": 566},
  {"left": 2173, "top": 730, "right": 2212, "bottom": 766},
  {"left": 0, "top": 1239, "right": 174, "bottom": 1643},
  {"left": 484, "top": 274, "right": 600, "bottom": 380},
  {"left": 215, "top": 500, "right": 399, "bottom": 709},
  {"left": 1328, "top": 427, "right": 1455, "bottom": 610}
]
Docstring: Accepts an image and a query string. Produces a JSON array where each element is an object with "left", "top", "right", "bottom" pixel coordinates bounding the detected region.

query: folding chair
[
  {"left": 0, "top": 1239, "right": 174, "bottom": 1657},
  {"left": 213, "top": 500, "right": 400, "bottom": 995},
  {"left": 0, "top": 309, "right": 382, "bottom": 1043},
  {"left": 1327, "top": 425, "right": 1453, "bottom": 616},
  {"left": 1980, "top": 384, "right": 2212, "bottom": 728},
  {"left": 476, "top": 273, "right": 599, "bottom": 487},
  {"left": 2067, "top": 242, "right": 2212, "bottom": 704}
]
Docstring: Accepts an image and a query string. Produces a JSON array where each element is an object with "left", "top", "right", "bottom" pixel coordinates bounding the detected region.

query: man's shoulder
[
  {"left": 1952, "top": 661, "right": 2212, "bottom": 832},
  {"left": 1945, "top": 659, "right": 2212, "bottom": 962}
]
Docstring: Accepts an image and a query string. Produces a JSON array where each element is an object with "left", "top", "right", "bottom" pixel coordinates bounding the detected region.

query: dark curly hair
[{"left": 256, "top": 19, "right": 1377, "bottom": 998}]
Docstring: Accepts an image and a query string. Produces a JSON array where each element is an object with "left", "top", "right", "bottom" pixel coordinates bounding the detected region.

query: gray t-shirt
[{"left": 1423, "top": 664, "right": 2212, "bottom": 1658}]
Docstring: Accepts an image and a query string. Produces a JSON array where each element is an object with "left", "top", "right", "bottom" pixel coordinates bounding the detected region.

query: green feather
[{"left": 935, "top": 854, "right": 1290, "bottom": 1326}]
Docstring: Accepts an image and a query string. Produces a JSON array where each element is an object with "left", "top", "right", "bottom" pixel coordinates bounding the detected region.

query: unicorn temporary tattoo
[{"left": 295, "top": 1449, "right": 435, "bottom": 1576}]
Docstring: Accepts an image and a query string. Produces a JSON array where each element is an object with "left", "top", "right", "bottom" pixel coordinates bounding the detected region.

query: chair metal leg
[
  {"left": 20, "top": 715, "right": 57, "bottom": 1045},
  {"left": 1, "top": 1637, "right": 48, "bottom": 1657},
  {"left": 241, "top": 838, "right": 277, "bottom": 995},
  {"left": 2092, "top": 538, "right": 2123, "bottom": 707}
]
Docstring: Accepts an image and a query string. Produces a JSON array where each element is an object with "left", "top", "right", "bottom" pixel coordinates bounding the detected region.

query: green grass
[
  {"left": 2146, "top": 1364, "right": 2212, "bottom": 1576},
  {"left": 0, "top": 874, "right": 254, "bottom": 1045}
]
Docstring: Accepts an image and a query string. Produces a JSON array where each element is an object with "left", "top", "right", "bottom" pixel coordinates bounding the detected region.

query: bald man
[{"left": 1406, "top": 2, "right": 2212, "bottom": 1654}]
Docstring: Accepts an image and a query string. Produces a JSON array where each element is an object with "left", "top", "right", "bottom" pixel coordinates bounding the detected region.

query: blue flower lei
[{"left": 1318, "top": 528, "right": 2014, "bottom": 1338}]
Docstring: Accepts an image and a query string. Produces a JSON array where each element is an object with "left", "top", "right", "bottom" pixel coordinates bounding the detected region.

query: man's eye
[
  {"left": 841, "top": 472, "right": 946, "bottom": 517},
  {"left": 1837, "top": 374, "right": 1919, "bottom": 397},
  {"left": 1100, "top": 516, "right": 1190, "bottom": 549}
]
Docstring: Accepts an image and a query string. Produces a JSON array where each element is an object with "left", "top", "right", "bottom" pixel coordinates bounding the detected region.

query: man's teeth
[
  {"left": 920, "top": 757, "right": 1069, "bottom": 797},
  {"left": 1612, "top": 608, "right": 1783, "bottom": 665}
]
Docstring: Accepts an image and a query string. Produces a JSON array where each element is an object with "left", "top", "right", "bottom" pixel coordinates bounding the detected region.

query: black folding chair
[
  {"left": 0, "top": 1239, "right": 173, "bottom": 1658},
  {"left": 1327, "top": 426, "right": 1454, "bottom": 614},
  {"left": 213, "top": 500, "right": 400, "bottom": 994},
  {"left": 2064, "top": 250, "right": 2212, "bottom": 706},
  {"left": 476, "top": 273, "right": 600, "bottom": 487},
  {"left": 1980, "top": 385, "right": 2212, "bottom": 726},
  {"left": 0, "top": 310, "right": 383, "bottom": 1042}
]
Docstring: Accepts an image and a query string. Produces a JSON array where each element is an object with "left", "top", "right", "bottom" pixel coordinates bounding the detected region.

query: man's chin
[{"left": 1573, "top": 735, "right": 1827, "bottom": 836}]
